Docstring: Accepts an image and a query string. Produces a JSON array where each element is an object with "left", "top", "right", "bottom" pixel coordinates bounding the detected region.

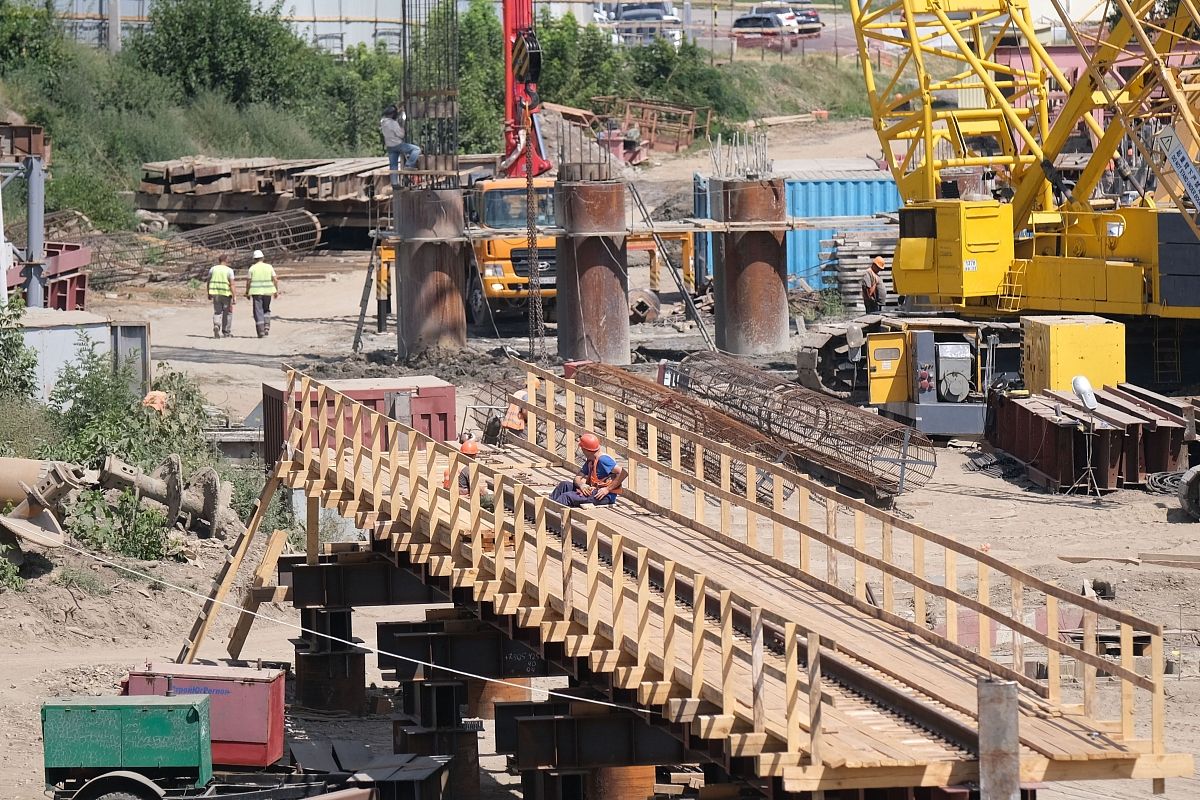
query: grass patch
[
  {"left": 54, "top": 566, "right": 111, "bottom": 596},
  {"left": 723, "top": 56, "right": 873, "bottom": 120},
  {"left": 0, "top": 547, "right": 24, "bottom": 592}
]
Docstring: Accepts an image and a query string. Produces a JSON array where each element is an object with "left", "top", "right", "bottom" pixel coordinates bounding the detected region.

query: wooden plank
[
  {"left": 226, "top": 528, "right": 289, "bottom": 659},
  {"left": 720, "top": 589, "right": 735, "bottom": 717},
  {"left": 809, "top": 632, "right": 824, "bottom": 766},
  {"left": 785, "top": 622, "right": 802, "bottom": 753},
  {"left": 1083, "top": 610, "right": 1097, "bottom": 719},
  {"left": 691, "top": 573, "right": 707, "bottom": 698}
]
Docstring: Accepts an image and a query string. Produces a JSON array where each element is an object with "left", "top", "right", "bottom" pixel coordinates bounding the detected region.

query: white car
[{"left": 750, "top": 3, "right": 801, "bottom": 33}]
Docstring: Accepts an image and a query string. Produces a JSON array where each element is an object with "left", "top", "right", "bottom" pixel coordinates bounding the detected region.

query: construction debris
[{"left": 674, "top": 351, "right": 937, "bottom": 494}]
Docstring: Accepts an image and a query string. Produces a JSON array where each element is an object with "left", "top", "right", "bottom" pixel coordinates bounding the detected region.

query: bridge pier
[
  {"left": 555, "top": 179, "right": 630, "bottom": 364},
  {"left": 393, "top": 187, "right": 468, "bottom": 359},
  {"left": 710, "top": 178, "right": 790, "bottom": 354}
]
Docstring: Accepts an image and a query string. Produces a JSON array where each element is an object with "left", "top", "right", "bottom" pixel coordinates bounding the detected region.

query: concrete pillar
[
  {"left": 978, "top": 678, "right": 1020, "bottom": 800},
  {"left": 587, "top": 764, "right": 656, "bottom": 800},
  {"left": 710, "top": 178, "right": 789, "bottom": 354},
  {"left": 555, "top": 180, "right": 629, "bottom": 365},
  {"left": 107, "top": 0, "right": 122, "bottom": 53},
  {"left": 393, "top": 188, "right": 467, "bottom": 359},
  {"left": 22, "top": 157, "right": 46, "bottom": 310}
]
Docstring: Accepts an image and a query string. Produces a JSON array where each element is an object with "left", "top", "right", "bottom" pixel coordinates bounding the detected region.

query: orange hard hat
[
  {"left": 872, "top": 256, "right": 886, "bottom": 268},
  {"left": 461, "top": 439, "right": 480, "bottom": 456},
  {"left": 579, "top": 433, "right": 601, "bottom": 452}
]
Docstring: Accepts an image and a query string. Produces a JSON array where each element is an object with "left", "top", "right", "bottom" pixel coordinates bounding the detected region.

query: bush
[
  {"left": 0, "top": 295, "right": 38, "bottom": 401},
  {"left": 0, "top": 547, "right": 24, "bottom": 592},
  {"left": 42, "top": 336, "right": 213, "bottom": 470},
  {"left": 67, "top": 488, "right": 171, "bottom": 561}
]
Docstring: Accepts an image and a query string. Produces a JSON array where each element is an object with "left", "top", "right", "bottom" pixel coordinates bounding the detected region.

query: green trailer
[{"left": 42, "top": 695, "right": 212, "bottom": 799}]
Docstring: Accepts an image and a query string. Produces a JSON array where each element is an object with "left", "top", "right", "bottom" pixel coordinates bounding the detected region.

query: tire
[
  {"left": 94, "top": 793, "right": 149, "bottom": 800},
  {"left": 465, "top": 271, "right": 487, "bottom": 326}
]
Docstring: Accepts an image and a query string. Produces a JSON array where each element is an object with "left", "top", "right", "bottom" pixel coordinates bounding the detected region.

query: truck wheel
[
  {"left": 466, "top": 272, "right": 487, "bottom": 326},
  {"left": 95, "top": 793, "right": 149, "bottom": 800}
]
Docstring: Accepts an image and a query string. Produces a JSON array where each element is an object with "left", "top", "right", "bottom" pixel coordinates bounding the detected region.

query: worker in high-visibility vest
[
  {"left": 245, "top": 249, "right": 279, "bottom": 338},
  {"left": 207, "top": 262, "right": 236, "bottom": 338},
  {"left": 550, "top": 433, "right": 624, "bottom": 507}
]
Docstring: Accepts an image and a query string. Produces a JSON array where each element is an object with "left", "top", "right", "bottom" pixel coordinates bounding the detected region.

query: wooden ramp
[{"left": 189, "top": 365, "right": 1193, "bottom": 795}]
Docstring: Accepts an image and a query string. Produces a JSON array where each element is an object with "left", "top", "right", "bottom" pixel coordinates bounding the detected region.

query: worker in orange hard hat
[
  {"left": 500, "top": 378, "right": 541, "bottom": 444},
  {"left": 446, "top": 438, "right": 495, "bottom": 510},
  {"left": 549, "top": 432, "right": 625, "bottom": 507},
  {"left": 861, "top": 255, "right": 887, "bottom": 314}
]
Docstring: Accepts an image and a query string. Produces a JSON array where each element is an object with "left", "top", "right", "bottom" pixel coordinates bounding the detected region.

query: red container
[
  {"left": 123, "top": 662, "right": 286, "bottom": 768},
  {"left": 261, "top": 376, "right": 456, "bottom": 465}
]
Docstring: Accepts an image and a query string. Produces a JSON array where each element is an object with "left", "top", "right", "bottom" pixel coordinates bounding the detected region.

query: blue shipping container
[{"left": 692, "top": 172, "right": 901, "bottom": 290}]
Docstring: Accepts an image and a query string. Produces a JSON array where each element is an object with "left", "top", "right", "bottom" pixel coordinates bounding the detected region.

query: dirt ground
[{"left": 2, "top": 120, "right": 1197, "bottom": 797}]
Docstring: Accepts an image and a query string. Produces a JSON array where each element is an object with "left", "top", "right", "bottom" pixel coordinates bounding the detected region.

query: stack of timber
[
  {"left": 819, "top": 216, "right": 901, "bottom": 311},
  {"left": 137, "top": 155, "right": 500, "bottom": 232},
  {"left": 988, "top": 383, "right": 1192, "bottom": 492}
]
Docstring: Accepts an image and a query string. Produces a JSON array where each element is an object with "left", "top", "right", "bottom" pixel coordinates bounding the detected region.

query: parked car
[
  {"left": 790, "top": 4, "right": 823, "bottom": 35},
  {"left": 615, "top": 1, "right": 683, "bottom": 49},
  {"left": 750, "top": 3, "right": 800, "bottom": 33},
  {"left": 732, "top": 12, "right": 788, "bottom": 36}
]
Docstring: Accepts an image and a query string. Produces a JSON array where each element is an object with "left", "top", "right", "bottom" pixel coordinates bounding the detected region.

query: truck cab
[{"left": 467, "top": 177, "right": 558, "bottom": 322}]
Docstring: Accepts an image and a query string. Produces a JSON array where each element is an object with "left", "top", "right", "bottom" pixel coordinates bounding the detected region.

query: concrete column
[
  {"left": 22, "top": 157, "right": 46, "bottom": 309},
  {"left": 711, "top": 178, "right": 789, "bottom": 354},
  {"left": 107, "top": 0, "right": 122, "bottom": 53},
  {"left": 978, "top": 678, "right": 1020, "bottom": 800},
  {"left": 393, "top": 188, "right": 467, "bottom": 359},
  {"left": 555, "top": 179, "right": 629, "bottom": 365}
]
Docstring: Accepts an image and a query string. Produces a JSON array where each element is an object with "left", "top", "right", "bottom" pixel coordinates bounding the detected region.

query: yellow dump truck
[{"left": 465, "top": 177, "right": 558, "bottom": 323}]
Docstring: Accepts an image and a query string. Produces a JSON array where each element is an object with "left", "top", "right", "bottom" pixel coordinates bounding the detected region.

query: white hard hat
[{"left": 252, "top": 249, "right": 264, "bottom": 260}]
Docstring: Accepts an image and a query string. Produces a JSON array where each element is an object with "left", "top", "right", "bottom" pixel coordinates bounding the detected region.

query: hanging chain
[{"left": 524, "top": 103, "right": 547, "bottom": 361}]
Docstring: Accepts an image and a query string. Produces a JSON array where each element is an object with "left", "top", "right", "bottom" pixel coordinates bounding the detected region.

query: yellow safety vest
[
  {"left": 208, "top": 264, "right": 233, "bottom": 296},
  {"left": 248, "top": 261, "right": 276, "bottom": 296}
]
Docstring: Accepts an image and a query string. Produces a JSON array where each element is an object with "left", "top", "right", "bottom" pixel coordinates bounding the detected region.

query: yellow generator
[{"left": 1021, "top": 315, "right": 1126, "bottom": 396}]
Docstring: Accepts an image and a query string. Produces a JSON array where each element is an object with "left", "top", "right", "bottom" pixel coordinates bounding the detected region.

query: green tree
[
  {"left": 0, "top": 296, "right": 38, "bottom": 400},
  {"left": 457, "top": 0, "right": 504, "bottom": 153},
  {"left": 0, "top": 0, "right": 64, "bottom": 75},
  {"left": 128, "top": 0, "right": 327, "bottom": 107}
]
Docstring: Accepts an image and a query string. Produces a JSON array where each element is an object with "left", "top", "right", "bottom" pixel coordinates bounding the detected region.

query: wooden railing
[
  {"left": 508, "top": 360, "right": 1167, "bottom": 755},
  {"left": 270, "top": 365, "right": 1174, "bottom": 782}
]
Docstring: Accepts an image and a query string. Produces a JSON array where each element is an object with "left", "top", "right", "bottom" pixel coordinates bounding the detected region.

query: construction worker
[
  {"left": 550, "top": 433, "right": 624, "bottom": 508},
  {"left": 246, "top": 249, "right": 279, "bottom": 338},
  {"left": 861, "top": 255, "right": 887, "bottom": 313},
  {"left": 381, "top": 104, "right": 421, "bottom": 187},
  {"left": 207, "top": 261, "right": 236, "bottom": 338},
  {"left": 500, "top": 378, "right": 540, "bottom": 444},
  {"left": 441, "top": 439, "right": 494, "bottom": 510}
]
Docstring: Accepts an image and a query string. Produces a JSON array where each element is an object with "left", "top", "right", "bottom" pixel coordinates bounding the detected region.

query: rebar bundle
[
  {"left": 573, "top": 364, "right": 792, "bottom": 504},
  {"left": 400, "top": 0, "right": 460, "bottom": 187},
  {"left": 85, "top": 210, "right": 322, "bottom": 287},
  {"left": 676, "top": 352, "right": 936, "bottom": 493}
]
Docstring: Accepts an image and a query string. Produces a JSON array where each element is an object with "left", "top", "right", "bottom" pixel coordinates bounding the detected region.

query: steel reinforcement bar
[{"left": 675, "top": 351, "right": 937, "bottom": 493}]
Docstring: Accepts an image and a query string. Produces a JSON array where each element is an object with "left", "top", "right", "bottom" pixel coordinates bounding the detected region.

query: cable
[{"left": 55, "top": 539, "right": 656, "bottom": 719}]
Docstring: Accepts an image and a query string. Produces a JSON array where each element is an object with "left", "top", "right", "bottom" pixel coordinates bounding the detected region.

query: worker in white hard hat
[
  {"left": 246, "top": 248, "right": 279, "bottom": 338},
  {"left": 207, "top": 260, "right": 236, "bottom": 338}
]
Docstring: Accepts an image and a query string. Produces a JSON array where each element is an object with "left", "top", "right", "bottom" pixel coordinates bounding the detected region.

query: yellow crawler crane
[{"left": 846, "top": 0, "right": 1200, "bottom": 386}]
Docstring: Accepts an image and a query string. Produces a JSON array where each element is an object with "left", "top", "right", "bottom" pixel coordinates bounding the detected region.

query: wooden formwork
[{"left": 182, "top": 366, "right": 1192, "bottom": 795}]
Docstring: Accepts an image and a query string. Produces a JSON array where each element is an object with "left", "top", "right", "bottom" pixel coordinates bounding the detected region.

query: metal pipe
[
  {"left": 710, "top": 178, "right": 790, "bottom": 354},
  {"left": 676, "top": 352, "right": 937, "bottom": 493},
  {"left": 555, "top": 180, "right": 630, "bottom": 365},
  {"left": 394, "top": 188, "right": 467, "bottom": 357},
  {"left": 978, "top": 679, "right": 1020, "bottom": 800}
]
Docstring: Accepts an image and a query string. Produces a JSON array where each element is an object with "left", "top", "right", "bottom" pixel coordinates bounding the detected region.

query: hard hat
[
  {"left": 872, "top": 256, "right": 886, "bottom": 268},
  {"left": 252, "top": 249, "right": 265, "bottom": 260},
  {"left": 461, "top": 440, "right": 481, "bottom": 456},
  {"left": 579, "top": 433, "right": 601, "bottom": 452}
]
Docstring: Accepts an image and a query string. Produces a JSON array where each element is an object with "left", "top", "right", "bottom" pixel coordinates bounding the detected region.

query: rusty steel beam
[
  {"left": 555, "top": 180, "right": 630, "bottom": 364},
  {"left": 710, "top": 178, "right": 789, "bottom": 355},
  {"left": 676, "top": 352, "right": 937, "bottom": 494},
  {"left": 394, "top": 188, "right": 468, "bottom": 358}
]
